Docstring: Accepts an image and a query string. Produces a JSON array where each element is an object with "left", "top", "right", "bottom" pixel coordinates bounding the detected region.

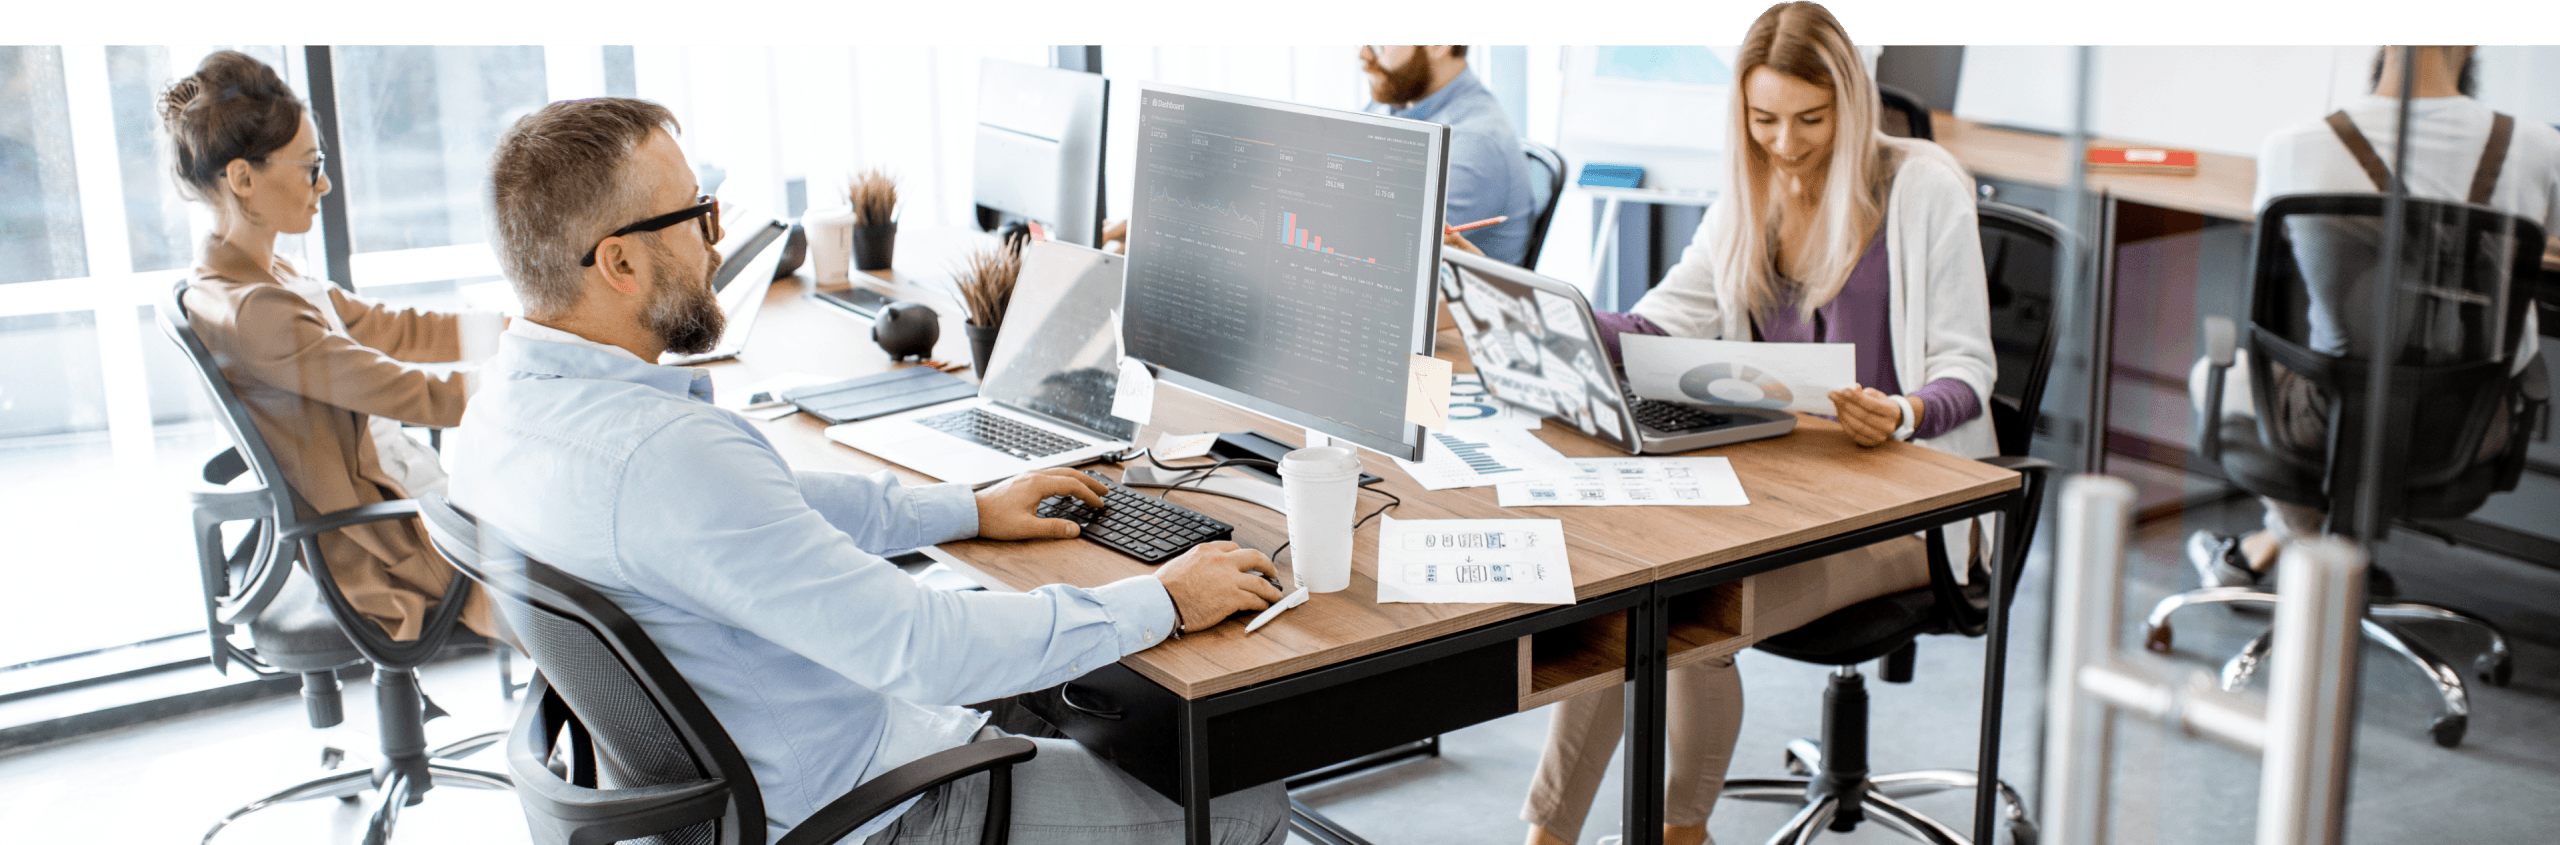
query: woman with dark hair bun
[{"left": 167, "top": 50, "right": 501, "bottom": 642}]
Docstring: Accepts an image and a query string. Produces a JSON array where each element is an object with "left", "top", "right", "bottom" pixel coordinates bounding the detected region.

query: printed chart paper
[
  {"left": 1447, "top": 373, "right": 1542, "bottom": 429},
  {"left": 1376, "top": 516, "right": 1575, "bottom": 605},
  {"left": 1497, "top": 457, "right": 1750, "bottom": 507},
  {"left": 1622, "top": 334, "right": 1855, "bottom": 415},
  {"left": 1390, "top": 427, "right": 1577, "bottom": 491}
]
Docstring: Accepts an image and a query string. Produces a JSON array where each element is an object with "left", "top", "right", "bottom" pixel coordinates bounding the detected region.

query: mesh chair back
[
  {"left": 1521, "top": 140, "right": 1568, "bottom": 268},
  {"left": 1878, "top": 85, "right": 1934, "bottom": 141},
  {"left": 1977, "top": 201, "right": 2069, "bottom": 457},
  {"left": 159, "top": 281, "right": 295, "bottom": 529},
  {"left": 418, "top": 494, "right": 763, "bottom": 845},
  {"left": 2245, "top": 194, "right": 2544, "bottom": 524}
]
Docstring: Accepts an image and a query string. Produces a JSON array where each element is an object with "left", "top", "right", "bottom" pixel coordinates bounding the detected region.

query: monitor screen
[
  {"left": 1120, "top": 84, "right": 1448, "bottom": 460},
  {"left": 974, "top": 59, "right": 1107, "bottom": 246}
]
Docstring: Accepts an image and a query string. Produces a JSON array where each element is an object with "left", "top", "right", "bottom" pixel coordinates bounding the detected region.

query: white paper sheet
[
  {"left": 1110, "top": 356, "right": 1155, "bottom": 424},
  {"left": 1375, "top": 516, "right": 1576, "bottom": 605},
  {"left": 1446, "top": 374, "right": 1542, "bottom": 429},
  {"left": 1621, "top": 334, "right": 1856, "bottom": 415},
  {"left": 1496, "top": 457, "right": 1750, "bottom": 507},
  {"left": 1389, "top": 427, "right": 1578, "bottom": 491}
]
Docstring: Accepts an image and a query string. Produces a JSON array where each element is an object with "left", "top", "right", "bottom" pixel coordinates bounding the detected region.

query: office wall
[{"left": 1958, "top": 46, "right": 2560, "bottom": 159}]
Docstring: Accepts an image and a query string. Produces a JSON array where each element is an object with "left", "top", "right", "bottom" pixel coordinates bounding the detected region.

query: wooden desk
[{"left": 707, "top": 233, "right": 2022, "bottom": 844}]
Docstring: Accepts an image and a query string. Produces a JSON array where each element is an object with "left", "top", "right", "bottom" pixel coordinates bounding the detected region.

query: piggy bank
[{"left": 870, "top": 301, "right": 941, "bottom": 361}]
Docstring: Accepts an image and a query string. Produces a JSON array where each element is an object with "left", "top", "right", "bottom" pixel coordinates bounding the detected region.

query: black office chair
[
  {"left": 161, "top": 281, "right": 512, "bottom": 844},
  {"left": 1715, "top": 200, "right": 2067, "bottom": 845},
  {"left": 1521, "top": 139, "right": 1569, "bottom": 269},
  {"left": 1879, "top": 85, "right": 1934, "bottom": 141},
  {"left": 2145, "top": 194, "right": 2543, "bottom": 747},
  {"left": 416, "top": 493, "right": 1039, "bottom": 845}
]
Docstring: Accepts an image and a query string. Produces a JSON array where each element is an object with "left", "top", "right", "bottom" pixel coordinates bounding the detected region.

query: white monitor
[
  {"left": 974, "top": 59, "right": 1108, "bottom": 246},
  {"left": 1119, "top": 84, "right": 1450, "bottom": 462}
]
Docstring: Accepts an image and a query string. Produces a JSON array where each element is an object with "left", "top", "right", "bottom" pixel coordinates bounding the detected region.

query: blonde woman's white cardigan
[{"left": 1627, "top": 137, "right": 2000, "bottom": 462}]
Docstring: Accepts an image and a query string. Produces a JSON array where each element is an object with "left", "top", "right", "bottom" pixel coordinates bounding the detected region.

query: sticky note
[
  {"left": 1406, "top": 354, "right": 1454, "bottom": 431},
  {"left": 1111, "top": 356, "right": 1156, "bottom": 425},
  {"left": 1153, "top": 431, "right": 1218, "bottom": 460}
]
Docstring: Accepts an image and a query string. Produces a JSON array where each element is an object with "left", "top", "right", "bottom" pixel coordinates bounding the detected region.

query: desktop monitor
[
  {"left": 1120, "top": 84, "right": 1450, "bottom": 462},
  {"left": 974, "top": 59, "right": 1108, "bottom": 246}
]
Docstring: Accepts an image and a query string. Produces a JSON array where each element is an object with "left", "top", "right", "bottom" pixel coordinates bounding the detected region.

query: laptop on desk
[
  {"left": 661, "top": 218, "right": 789, "bottom": 366},
  {"left": 1441, "top": 249, "right": 1795, "bottom": 454},
  {"left": 825, "top": 240, "right": 1137, "bottom": 486}
]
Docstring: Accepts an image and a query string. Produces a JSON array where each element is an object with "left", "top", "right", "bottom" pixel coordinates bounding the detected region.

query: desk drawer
[{"left": 1026, "top": 640, "right": 1519, "bottom": 800}]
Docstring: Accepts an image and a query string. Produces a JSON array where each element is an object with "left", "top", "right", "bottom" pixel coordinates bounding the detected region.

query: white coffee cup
[
  {"left": 1280, "top": 445, "right": 1362, "bottom": 593},
  {"left": 802, "top": 205, "right": 857, "bottom": 286}
]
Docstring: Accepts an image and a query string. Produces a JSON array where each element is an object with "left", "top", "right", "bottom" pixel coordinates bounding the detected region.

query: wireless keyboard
[{"left": 1037, "top": 470, "right": 1235, "bottom": 565}]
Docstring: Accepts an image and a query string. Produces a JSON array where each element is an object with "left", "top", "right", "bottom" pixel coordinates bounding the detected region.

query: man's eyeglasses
[
  {"left": 580, "top": 195, "right": 722, "bottom": 268},
  {"left": 251, "top": 152, "right": 327, "bottom": 186}
]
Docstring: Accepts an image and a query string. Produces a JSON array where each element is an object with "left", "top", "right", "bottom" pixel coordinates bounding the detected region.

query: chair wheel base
[
  {"left": 2430, "top": 714, "right": 2467, "bottom": 748},
  {"left": 2477, "top": 654, "right": 2512, "bottom": 688}
]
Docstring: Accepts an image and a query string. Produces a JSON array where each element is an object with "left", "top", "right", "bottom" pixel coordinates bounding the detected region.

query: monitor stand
[{"left": 1119, "top": 430, "right": 1376, "bottom": 515}]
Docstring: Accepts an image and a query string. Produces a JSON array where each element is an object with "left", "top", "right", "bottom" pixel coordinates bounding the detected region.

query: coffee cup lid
[{"left": 1279, "top": 445, "right": 1360, "bottom": 476}]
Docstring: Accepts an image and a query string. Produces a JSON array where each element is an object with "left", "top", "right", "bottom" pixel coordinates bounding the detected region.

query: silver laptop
[
  {"left": 661, "top": 218, "right": 788, "bottom": 366},
  {"left": 825, "top": 240, "right": 1137, "bottom": 485},
  {"left": 1441, "top": 249, "right": 1795, "bottom": 454}
]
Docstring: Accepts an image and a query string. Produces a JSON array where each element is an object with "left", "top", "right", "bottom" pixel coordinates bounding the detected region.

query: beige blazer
[{"left": 184, "top": 239, "right": 494, "bottom": 641}]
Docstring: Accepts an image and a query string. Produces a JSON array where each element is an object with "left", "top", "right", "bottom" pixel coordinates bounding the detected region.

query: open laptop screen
[
  {"left": 978, "top": 241, "right": 1138, "bottom": 441},
  {"left": 1441, "top": 251, "right": 1637, "bottom": 446}
]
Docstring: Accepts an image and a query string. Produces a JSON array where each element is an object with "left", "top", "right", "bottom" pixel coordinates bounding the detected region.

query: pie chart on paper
[{"left": 1677, "top": 363, "right": 1792, "bottom": 409}]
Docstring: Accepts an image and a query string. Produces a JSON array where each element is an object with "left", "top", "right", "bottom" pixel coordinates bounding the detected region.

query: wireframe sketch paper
[
  {"left": 1389, "top": 427, "right": 1578, "bottom": 491},
  {"left": 1496, "top": 456, "right": 1749, "bottom": 507},
  {"left": 1375, "top": 516, "right": 1575, "bottom": 605},
  {"left": 1621, "top": 334, "right": 1855, "bottom": 415}
]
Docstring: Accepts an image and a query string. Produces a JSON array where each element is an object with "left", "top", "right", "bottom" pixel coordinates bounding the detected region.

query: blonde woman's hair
[{"left": 1722, "top": 1, "right": 1896, "bottom": 324}]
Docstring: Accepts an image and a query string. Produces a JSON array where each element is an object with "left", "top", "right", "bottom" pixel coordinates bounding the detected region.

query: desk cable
[{"left": 1118, "top": 450, "right": 1401, "bottom": 562}]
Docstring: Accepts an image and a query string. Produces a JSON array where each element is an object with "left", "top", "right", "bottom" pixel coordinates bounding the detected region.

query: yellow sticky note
[{"left": 1406, "top": 354, "right": 1454, "bottom": 431}]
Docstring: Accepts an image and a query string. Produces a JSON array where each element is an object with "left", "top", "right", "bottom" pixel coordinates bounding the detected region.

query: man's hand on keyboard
[
  {"left": 1155, "top": 541, "right": 1284, "bottom": 633},
  {"left": 976, "top": 467, "right": 1112, "bottom": 540}
]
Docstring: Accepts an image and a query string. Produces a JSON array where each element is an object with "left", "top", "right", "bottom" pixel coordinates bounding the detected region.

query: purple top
[{"left": 1596, "top": 230, "right": 1980, "bottom": 440}]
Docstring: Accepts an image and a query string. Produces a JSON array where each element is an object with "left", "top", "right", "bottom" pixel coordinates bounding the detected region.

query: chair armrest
[
  {"left": 278, "top": 498, "right": 424, "bottom": 543},
  {"left": 778, "top": 737, "right": 1039, "bottom": 845},
  {"left": 2198, "top": 316, "right": 2239, "bottom": 463},
  {"left": 203, "top": 447, "right": 248, "bottom": 484}
]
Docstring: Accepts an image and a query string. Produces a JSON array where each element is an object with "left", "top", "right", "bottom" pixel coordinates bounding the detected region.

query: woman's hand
[
  {"left": 1828, "top": 384, "right": 1915, "bottom": 448},
  {"left": 1442, "top": 230, "right": 1485, "bottom": 256}
]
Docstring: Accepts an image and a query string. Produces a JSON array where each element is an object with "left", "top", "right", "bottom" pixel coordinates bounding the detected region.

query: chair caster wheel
[
  {"left": 2143, "top": 625, "right": 2173, "bottom": 654},
  {"left": 2007, "top": 818, "right": 2039, "bottom": 845},
  {"left": 2430, "top": 714, "right": 2466, "bottom": 748},
  {"left": 2476, "top": 655, "right": 2512, "bottom": 688}
]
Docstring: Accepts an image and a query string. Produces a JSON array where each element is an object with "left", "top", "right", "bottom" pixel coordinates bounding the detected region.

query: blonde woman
[
  {"left": 1489, "top": 5, "right": 1998, "bottom": 844},
  {"left": 165, "top": 51, "right": 502, "bottom": 641}
]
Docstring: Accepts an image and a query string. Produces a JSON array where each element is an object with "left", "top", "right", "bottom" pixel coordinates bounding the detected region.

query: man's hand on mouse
[
  {"left": 975, "top": 467, "right": 1111, "bottom": 540},
  {"left": 1155, "top": 541, "right": 1283, "bottom": 632}
]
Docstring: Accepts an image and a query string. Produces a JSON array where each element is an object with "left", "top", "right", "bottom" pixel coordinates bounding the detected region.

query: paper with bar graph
[{"left": 1389, "top": 427, "right": 1578, "bottom": 491}]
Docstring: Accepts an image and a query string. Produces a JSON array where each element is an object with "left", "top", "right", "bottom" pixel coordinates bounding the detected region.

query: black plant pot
[
  {"left": 965, "top": 322, "right": 1000, "bottom": 377},
  {"left": 852, "top": 221, "right": 897, "bottom": 272}
]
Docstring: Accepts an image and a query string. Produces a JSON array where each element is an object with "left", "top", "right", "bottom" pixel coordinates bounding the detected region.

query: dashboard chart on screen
[{"left": 1122, "top": 85, "right": 1448, "bottom": 459}]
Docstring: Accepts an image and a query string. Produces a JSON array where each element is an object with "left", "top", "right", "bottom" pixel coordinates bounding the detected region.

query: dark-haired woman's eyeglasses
[
  {"left": 251, "top": 153, "right": 326, "bottom": 186},
  {"left": 580, "top": 195, "right": 722, "bottom": 268}
]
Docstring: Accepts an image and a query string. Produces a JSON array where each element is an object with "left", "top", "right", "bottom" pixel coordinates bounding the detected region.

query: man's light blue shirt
[
  {"left": 1375, "top": 68, "right": 1541, "bottom": 266},
  {"left": 446, "top": 325, "right": 1177, "bottom": 842}
]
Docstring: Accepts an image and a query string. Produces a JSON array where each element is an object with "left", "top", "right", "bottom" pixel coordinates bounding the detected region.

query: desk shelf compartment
[{"left": 1516, "top": 581, "right": 1748, "bottom": 712}]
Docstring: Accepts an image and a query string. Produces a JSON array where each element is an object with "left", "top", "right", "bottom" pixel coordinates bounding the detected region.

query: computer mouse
[{"left": 871, "top": 301, "right": 941, "bottom": 361}]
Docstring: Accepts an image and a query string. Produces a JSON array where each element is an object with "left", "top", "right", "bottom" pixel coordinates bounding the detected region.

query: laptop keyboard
[
  {"left": 1037, "top": 470, "right": 1235, "bottom": 565},
  {"left": 1627, "top": 395, "right": 1735, "bottom": 433},
  {"left": 918, "top": 408, "right": 1086, "bottom": 459}
]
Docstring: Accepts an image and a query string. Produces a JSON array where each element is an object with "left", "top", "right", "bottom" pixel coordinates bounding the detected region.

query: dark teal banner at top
[{"left": 20, "top": 0, "right": 2560, "bottom": 45}]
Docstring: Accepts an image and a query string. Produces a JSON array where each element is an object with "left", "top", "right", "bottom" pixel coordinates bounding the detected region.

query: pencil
[{"left": 1444, "top": 216, "right": 1507, "bottom": 234}]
